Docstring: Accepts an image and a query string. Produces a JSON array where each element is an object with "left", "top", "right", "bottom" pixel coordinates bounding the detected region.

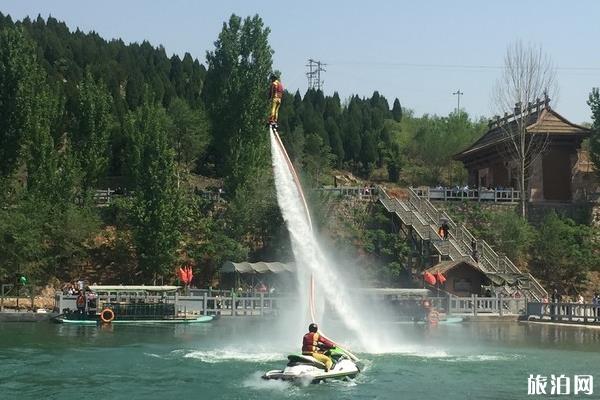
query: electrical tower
[
  {"left": 306, "top": 59, "right": 327, "bottom": 91},
  {"left": 453, "top": 89, "right": 463, "bottom": 113}
]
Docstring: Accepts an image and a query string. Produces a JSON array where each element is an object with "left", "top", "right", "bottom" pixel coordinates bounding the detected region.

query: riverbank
[
  {"left": 520, "top": 320, "right": 600, "bottom": 330},
  {"left": 0, "top": 311, "right": 58, "bottom": 322}
]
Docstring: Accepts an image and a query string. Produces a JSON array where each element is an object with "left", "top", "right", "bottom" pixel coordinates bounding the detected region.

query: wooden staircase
[{"left": 378, "top": 186, "right": 547, "bottom": 301}]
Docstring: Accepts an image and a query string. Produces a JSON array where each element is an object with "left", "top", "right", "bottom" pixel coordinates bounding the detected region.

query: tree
[
  {"left": 392, "top": 98, "right": 403, "bottom": 122},
  {"left": 125, "top": 96, "right": 182, "bottom": 283},
  {"left": 303, "top": 132, "right": 334, "bottom": 185},
  {"left": 492, "top": 41, "right": 557, "bottom": 218},
  {"left": 202, "top": 14, "right": 273, "bottom": 194},
  {"left": 0, "top": 26, "right": 42, "bottom": 177},
  {"left": 72, "top": 70, "right": 112, "bottom": 190},
  {"left": 167, "top": 97, "right": 210, "bottom": 181},
  {"left": 530, "top": 212, "right": 596, "bottom": 295},
  {"left": 184, "top": 196, "right": 248, "bottom": 285},
  {"left": 359, "top": 131, "right": 378, "bottom": 176},
  {"left": 587, "top": 88, "right": 600, "bottom": 176},
  {"left": 486, "top": 210, "right": 534, "bottom": 265}
]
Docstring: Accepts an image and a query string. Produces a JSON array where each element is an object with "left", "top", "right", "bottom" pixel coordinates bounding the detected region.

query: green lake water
[{"left": 1, "top": 319, "right": 599, "bottom": 399}]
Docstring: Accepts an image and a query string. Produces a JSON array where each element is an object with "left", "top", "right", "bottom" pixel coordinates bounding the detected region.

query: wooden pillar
[
  {"left": 202, "top": 292, "right": 208, "bottom": 315},
  {"left": 498, "top": 294, "right": 503, "bottom": 316},
  {"left": 231, "top": 291, "right": 236, "bottom": 317},
  {"left": 260, "top": 293, "right": 264, "bottom": 316}
]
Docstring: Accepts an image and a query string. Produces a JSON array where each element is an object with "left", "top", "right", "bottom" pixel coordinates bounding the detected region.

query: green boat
[
  {"left": 54, "top": 285, "right": 214, "bottom": 325},
  {"left": 57, "top": 315, "right": 213, "bottom": 325}
]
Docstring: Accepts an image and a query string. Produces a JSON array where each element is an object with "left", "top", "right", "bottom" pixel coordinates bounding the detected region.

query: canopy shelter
[
  {"left": 425, "top": 260, "right": 489, "bottom": 297},
  {"left": 221, "top": 261, "right": 296, "bottom": 274},
  {"left": 425, "top": 261, "right": 533, "bottom": 297},
  {"left": 89, "top": 285, "right": 181, "bottom": 293},
  {"left": 220, "top": 261, "right": 296, "bottom": 293}
]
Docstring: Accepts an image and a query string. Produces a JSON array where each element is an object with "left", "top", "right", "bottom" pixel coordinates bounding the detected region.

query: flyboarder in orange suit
[
  {"left": 268, "top": 73, "right": 284, "bottom": 127},
  {"left": 302, "top": 323, "right": 335, "bottom": 371}
]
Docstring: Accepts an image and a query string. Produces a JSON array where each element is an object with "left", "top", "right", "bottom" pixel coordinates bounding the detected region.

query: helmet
[{"left": 308, "top": 323, "right": 318, "bottom": 333}]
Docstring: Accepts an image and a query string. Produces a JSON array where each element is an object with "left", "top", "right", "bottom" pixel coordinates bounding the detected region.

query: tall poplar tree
[
  {"left": 72, "top": 70, "right": 112, "bottom": 190},
  {"left": 0, "top": 27, "right": 41, "bottom": 177},
  {"left": 202, "top": 14, "right": 273, "bottom": 194},
  {"left": 125, "top": 96, "right": 182, "bottom": 282}
]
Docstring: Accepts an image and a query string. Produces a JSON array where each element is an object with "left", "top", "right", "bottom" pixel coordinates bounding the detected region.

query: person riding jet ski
[
  {"left": 262, "top": 324, "right": 360, "bottom": 382},
  {"left": 302, "top": 323, "right": 335, "bottom": 372}
]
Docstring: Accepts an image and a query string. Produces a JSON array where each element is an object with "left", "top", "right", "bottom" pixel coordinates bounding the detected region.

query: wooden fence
[
  {"left": 526, "top": 302, "right": 600, "bottom": 324},
  {"left": 55, "top": 291, "right": 528, "bottom": 318},
  {"left": 412, "top": 187, "right": 520, "bottom": 203},
  {"left": 55, "top": 291, "right": 292, "bottom": 317},
  {"left": 447, "top": 295, "right": 526, "bottom": 316},
  {"left": 1, "top": 284, "right": 41, "bottom": 311}
]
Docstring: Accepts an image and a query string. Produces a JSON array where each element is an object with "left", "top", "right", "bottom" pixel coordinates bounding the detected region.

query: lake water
[{"left": 1, "top": 319, "right": 599, "bottom": 399}]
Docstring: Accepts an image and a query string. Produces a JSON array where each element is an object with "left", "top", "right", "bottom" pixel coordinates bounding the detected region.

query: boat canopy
[
  {"left": 89, "top": 285, "right": 181, "bottom": 292},
  {"left": 221, "top": 261, "right": 295, "bottom": 274}
]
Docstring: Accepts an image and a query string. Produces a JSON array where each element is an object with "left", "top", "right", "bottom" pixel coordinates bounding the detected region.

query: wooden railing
[
  {"left": 526, "top": 302, "right": 600, "bottom": 324},
  {"left": 412, "top": 187, "right": 520, "bottom": 203},
  {"left": 316, "top": 186, "right": 377, "bottom": 201},
  {"left": 55, "top": 291, "right": 292, "bottom": 317},
  {"left": 1, "top": 284, "right": 40, "bottom": 311},
  {"left": 448, "top": 295, "right": 527, "bottom": 316},
  {"left": 379, "top": 186, "right": 547, "bottom": 300},
  {"left": 56, "top": 291, "right": 534, "bottom": 319}
]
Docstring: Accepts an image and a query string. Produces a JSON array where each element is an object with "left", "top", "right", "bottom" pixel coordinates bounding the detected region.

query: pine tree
[
  {"left": 392, "top": 98, "right": 403, "bottom": 122},
  {"left": 167, "top": 97, "right": 210, "bottom": 174},
  {"left": 587, "top": 88, "right": 600, "bottom": 176}
]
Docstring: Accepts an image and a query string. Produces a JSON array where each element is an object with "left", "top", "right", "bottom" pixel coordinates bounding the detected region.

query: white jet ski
[{"left": 262, "top": 347, "right": 360, "bottom": 383}]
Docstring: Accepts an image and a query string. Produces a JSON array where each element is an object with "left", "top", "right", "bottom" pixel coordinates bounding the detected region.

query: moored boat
[{"left": 54, "top": 285, "right": 214, "bottom": 325}]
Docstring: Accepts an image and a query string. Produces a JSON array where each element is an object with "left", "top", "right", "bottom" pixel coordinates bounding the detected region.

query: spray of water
[{"left": 270, "top": 129, "right": 393, "bottom": 353}]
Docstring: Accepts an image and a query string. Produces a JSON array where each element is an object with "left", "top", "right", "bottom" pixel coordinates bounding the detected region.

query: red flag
[
  {"left": 423, "top": 271, "right": 437, "bottom": 285},
  {"left": 177, "top": 267, "right": 185, "bottom": 282},
  {"left": 435, "top": 272, "right": 446, "bottom": 284},
  {"left": 186, "top": 266, "right": 193, "bottom": 284}
]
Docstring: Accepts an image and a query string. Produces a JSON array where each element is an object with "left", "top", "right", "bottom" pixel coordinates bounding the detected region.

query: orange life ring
[
  {"left": 428, "top": 310, "right": 439, "bottom": 326},
  {"left": 100, "top": 307, "right": 115, "bottom": 323}
]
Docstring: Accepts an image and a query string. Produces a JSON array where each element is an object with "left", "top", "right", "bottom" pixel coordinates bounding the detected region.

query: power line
[
  {"left": 327, "top": 61, "right": 600, "bottom": 72},
  {"left": 306, "top": 59, "right": 327, "bottom": 91},
  {"left": 453, "top": 89, "right": 463, "bottom": 113}
]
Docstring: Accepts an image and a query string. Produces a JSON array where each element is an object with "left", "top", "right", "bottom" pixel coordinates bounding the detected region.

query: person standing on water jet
[
  {"left": 268, "top": 72, "right": 283, "bottom": 128},
  {"left": 302, "top": 323, "right": 335, "bottom": 372}
]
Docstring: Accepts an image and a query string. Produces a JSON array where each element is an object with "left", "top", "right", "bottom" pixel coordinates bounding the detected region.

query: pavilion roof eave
[{"left": 455, "top": 107, "right": 590, "bottom": 162}]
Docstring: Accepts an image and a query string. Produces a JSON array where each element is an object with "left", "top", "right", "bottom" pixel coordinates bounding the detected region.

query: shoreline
[{"left": 519, "top": 320, "right": 600, "bottom": 330}]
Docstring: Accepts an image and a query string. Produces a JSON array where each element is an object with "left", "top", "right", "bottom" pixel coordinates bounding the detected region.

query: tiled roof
[{"left": 455, "top": 106, "right": 590, "bottom": 161}]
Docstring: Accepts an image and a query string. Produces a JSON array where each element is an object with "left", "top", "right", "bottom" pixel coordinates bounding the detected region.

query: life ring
[
  {"left": 428, "top": 309, "right": 440, "bottom": 326},
  {"left": 100, "top": 308, "right": 115, "bottom": 323}
]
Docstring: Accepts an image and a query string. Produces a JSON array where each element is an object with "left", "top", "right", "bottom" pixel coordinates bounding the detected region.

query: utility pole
[
  {"left": 306, "top": 59, "right": 327, "bottom": 91},
  {"left": 453, "top": 89, "right": 463, "bottom": 114}
]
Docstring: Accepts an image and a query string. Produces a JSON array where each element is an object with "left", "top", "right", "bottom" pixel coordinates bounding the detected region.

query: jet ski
[{"left": 262, "top": 347, "right": 360, "bottom": 383}]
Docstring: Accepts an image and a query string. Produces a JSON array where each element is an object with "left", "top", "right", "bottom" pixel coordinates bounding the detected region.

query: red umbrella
[
  {"left": 435, "top": 272, "right": 446, "bottom": 285},
  {"left": 423, "top": 271, "right": 437, "bottom": 285}
]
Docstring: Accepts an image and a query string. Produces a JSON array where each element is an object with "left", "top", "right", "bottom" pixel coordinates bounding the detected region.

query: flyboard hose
[{"left": 270, "top": 127, "right": 359, "bottom": 362}]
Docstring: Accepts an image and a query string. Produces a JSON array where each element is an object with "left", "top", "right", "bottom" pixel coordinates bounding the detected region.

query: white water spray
[{"left": 270, "top": 129, "right": 383, "bottom": 353}]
